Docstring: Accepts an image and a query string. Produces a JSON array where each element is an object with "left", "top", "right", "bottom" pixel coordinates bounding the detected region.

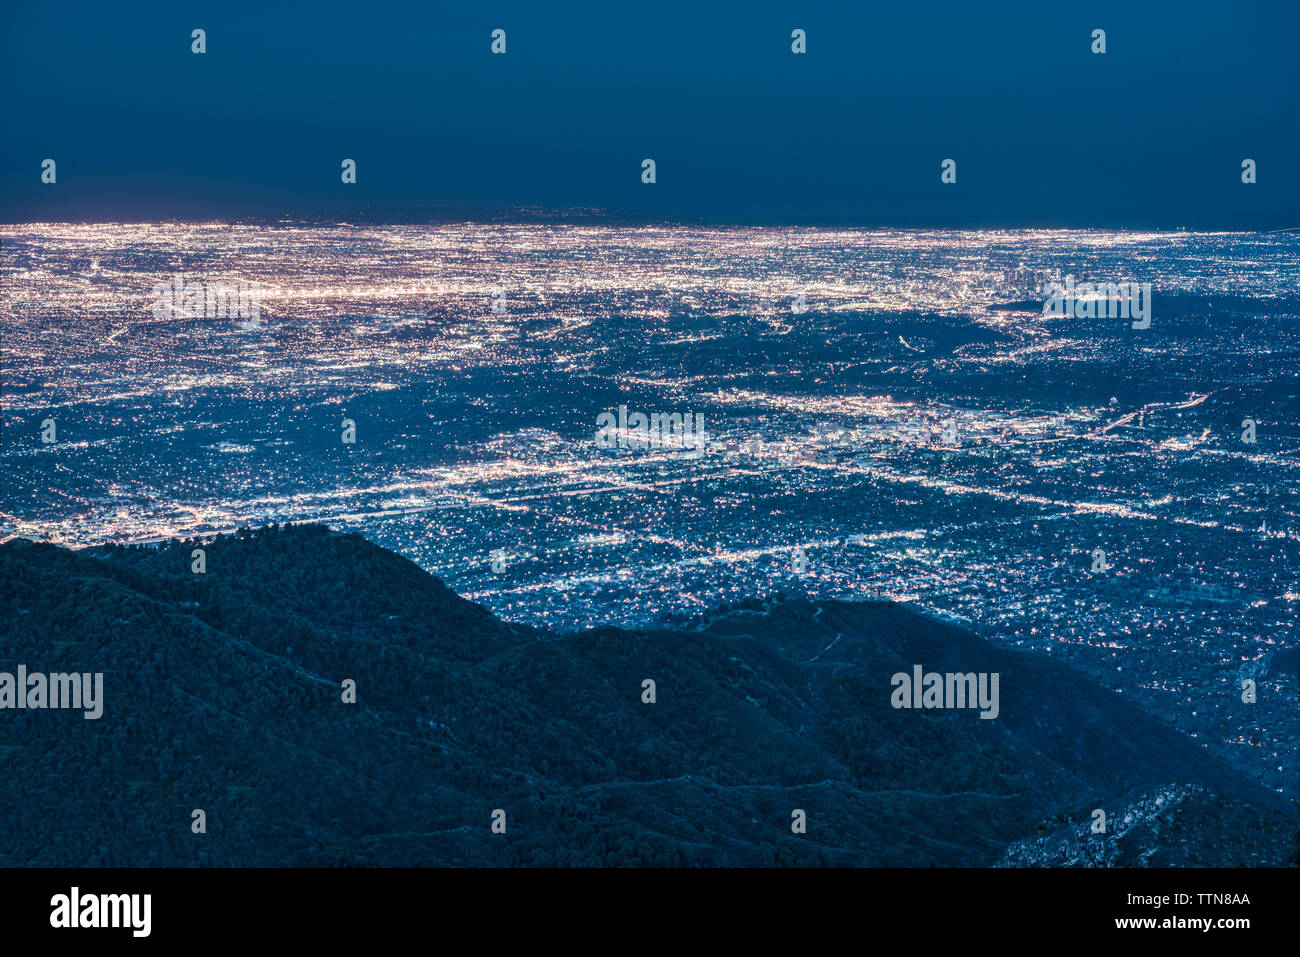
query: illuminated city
[{"left": 3, "top": 223, "right": 1296, "bottom": 800}]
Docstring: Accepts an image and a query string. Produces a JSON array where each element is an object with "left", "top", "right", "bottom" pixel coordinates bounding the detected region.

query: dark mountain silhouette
[{"left": 0, "top": 525, "right": 1294, "bottom": 866}]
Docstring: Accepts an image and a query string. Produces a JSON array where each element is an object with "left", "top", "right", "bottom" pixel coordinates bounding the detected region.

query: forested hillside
[{"left": 1, "top": 525, "right": 1293, "bottom": 866}]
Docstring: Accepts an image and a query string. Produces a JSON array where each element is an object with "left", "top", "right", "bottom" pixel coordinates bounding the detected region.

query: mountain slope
[{"left": 0, "top": 525, "right": 1293, "bottom": 866}]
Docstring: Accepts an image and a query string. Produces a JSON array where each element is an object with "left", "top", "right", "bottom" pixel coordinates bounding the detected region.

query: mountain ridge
[{"left": 0, "top": 524, "right": 1293, "bottom": 866}]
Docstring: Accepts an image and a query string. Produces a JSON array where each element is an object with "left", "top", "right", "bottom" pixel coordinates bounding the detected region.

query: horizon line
[{"left": 0, "top": 219, "right": 1276, "bottom": 234}]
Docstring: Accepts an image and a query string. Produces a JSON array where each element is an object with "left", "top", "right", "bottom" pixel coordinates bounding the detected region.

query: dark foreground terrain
[{"left": 1, "top": 524, "right": 1294, "bottom": 866}]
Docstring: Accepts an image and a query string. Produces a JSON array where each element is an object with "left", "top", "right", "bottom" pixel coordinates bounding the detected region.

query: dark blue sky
[{"left": 2, "top": 0, "right": 1297, "bottom": 226}]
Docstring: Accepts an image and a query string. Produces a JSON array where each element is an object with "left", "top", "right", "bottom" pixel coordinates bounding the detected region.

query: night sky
[{"left": 2, "top": 0, "right": 1297, "bottom": 226}]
